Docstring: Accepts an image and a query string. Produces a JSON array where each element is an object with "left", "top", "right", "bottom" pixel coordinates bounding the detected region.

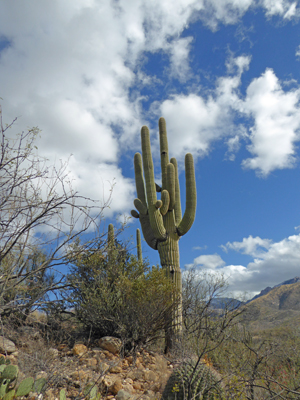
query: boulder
[
  {"left": 98, "top": 337, "right": 122, "bottom": 355},
  {"left": 0, "top": 336, "right": 16, "bottom": 354}
]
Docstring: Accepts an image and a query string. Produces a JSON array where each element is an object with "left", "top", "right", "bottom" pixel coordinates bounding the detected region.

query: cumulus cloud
[
  {"left": 241, "top": 69, "right": 300, "bottom": 176},
  {"left": 261, "top": 0, "right": 299, "bottom": 18},
  {"left": 190, "top": 233, "right": 300, "bottom": 298},
  {"left": 159, "top": 55, "right": 251, "bottom": 161},
  {"left": 0, "top": 0, "right": 300, "bottom": 225},
  {"left": 222, "top": 235, "right": 272, "bottom": 256},
  {"left": 192, "top": 254, "right": 226, "bottom": 269},
  {"left": 168, "top": 37, "right": 194, "bottom": 81}
]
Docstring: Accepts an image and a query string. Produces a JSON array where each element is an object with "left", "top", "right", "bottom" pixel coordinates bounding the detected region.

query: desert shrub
[{"left": 67, "top": 238, "right": 177, "bottom": 352}]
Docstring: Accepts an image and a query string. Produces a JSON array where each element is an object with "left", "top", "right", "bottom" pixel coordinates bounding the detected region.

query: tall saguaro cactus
[{"left": 131, "top": 117, "right": 196, "bottom": 343}]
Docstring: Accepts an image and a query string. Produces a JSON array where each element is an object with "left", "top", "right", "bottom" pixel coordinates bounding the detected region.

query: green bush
[{"left": 67, "top": 236, "right": 178, "bottom": 351}]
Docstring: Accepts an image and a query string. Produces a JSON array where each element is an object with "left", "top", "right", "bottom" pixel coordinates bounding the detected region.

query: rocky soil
[{"left": 0, "top": 331, "right": 174, "bottom": 400}]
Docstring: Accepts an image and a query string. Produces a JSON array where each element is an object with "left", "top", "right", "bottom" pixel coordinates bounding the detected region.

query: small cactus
[
  {"left": 15, "top": 377, "right": 34, "bottom": 397},
  {"left": 162, "top": 360, "right": 224, "bottom": 400},
  {"left": 1, "top": 365, "right": 18, "bottom": 382},
  {"left": 33, "top": 377, "right": 47, "bottom": 393},
  {"left": 59, "top": 389, "right": 67, "bottom": 400}
]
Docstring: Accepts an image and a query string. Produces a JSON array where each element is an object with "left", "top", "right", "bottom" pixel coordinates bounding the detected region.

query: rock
[
  {"left": 122, "top": 383, "right": 134, "bottom": 394},
  {"left": 86, "top": 357, "right": 98, "bottom": 367},
  {"left": 127, "top": 370, "right": 144, "bottom": 381},
  {"left": 133, "top": 382, "right": 142, "bottom": 391},
  {"left": 116, "top": 389, "right": 131, "bottom": 400},
  {"left": 99, "top": 337, "right": 122, "bottom": 355},
  {"left": 71, "top": 369, "right": 87, "bottom": 381},
  {"left": 110, "top": 365, "right": 123, "bottom": 373},
  {"left": 35, "top": 371, "right": 48, "bottom": 381},
  {"left": 0, "top": 336, "right": 16, "bottom": 354},
  {"left": 47, "top": 348, "right": 59, "bottom": 358},
  {"left": 143, "top": 370, "right": 157, "bottom": 382},
  {"left": 110, "top": 378, "right": 123, "bottom": 395},
  {"left": 72, "top": 344, "right": 87, "bottom": 357}
]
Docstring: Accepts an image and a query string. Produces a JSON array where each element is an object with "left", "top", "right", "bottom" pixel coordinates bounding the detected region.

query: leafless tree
[{"left": 0, "top": 106, "right": 110, "bottom": 317}]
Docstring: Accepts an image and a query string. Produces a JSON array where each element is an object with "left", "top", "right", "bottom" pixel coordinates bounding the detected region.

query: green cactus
[
  {"left": 0, "top": 362, "right": 48, "bottom": 399},
  {"left": 15, "top": 377, "right": 34, "bottom": 397},
  {"left": 33, "top": 377, "right": 47, "bottom": 393},
  {"left": 0, "top": 365, "right": 18, "bottom": 400},
  {"left": 131, "top": 117, "right": 196, "bottom": 343},
  {"left": 1, "top": 366, "right": 18, "bottom": 382},
  {"left": 162, "top": 361, "right": 223, "bottom": 400},
  {"left": 59, "top": 388, "right": 67, "bottom": 400}
]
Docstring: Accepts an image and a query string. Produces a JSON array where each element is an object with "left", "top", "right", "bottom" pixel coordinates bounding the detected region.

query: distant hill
[
  {"left": 249, "top": 277, "right": 300, "bottom": 303},
  {"left": 240, "top": 280, "right": 300, "bottom": 332}
]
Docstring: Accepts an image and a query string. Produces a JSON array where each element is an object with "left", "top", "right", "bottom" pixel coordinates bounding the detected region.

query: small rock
[
  {"left": 72, "top": 344, "right": 87, "bottom": 357},
  {"left": 116, "top": 389, "right": 131, "bottom": 400},
  {"left": 143, "top": 370, "right": 157, "bottom": 382},
  {"left": 86, "top": 357, "right": 98, "bottom": 367},
  {"left": 110, "top": 365, "right": 122, "bottom": 373},
  {"left": 133, "top": 382, "right": 142, "bottom": 391},
  {"left": 99, "top": 337, "right": 122, "bottom": 355},
  {"left": 122, "top": 383, "right": 134, "bottom": 394},
  {"left": 110, "top": 378, "right": 123, "bottom": 395},
  {"left": 0, "top": 336, "right": 16, "bottom": 354},
  {"left": 47, "top": 348, "right": 59, "bottom": 358},
  {"left": 58, "top": 344, "right": 68, "bottom": 351},
  {"left": 123, "top": 378, "right": 133, "bottom": 385},
  {"left": 35, "top": 371, "right": 48, "bottom": 381},
  {"left": 71, "top": 370, "right": 87, "bottom": 381},
  {"left": 127, "top": 370, "right": 144, "bottom": 381}
]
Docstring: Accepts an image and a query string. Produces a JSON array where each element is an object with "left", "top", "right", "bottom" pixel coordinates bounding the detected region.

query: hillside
[{"left": 240, "top": 281, "right": 300, "bottom": 332}]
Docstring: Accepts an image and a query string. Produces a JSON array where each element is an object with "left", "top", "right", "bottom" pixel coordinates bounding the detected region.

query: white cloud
[
  {"left": 190, "top": 233, "right": 300, "bottom": 298},
  {"left": 192, "top": 254, "right": 226, "bottom": 269},
  {"left": 261, "top": 0, "right": 299, "bottom": 18},
  {"left": 240, "top": 69, "right": 300, "bottom": 176},
  {"left": 0, "top": 0, "right": 299, "bottom": 225},
  {"left": 296, "top": 45, "right": 300, "bottom": 59},
  {"left": 222, "top": 235, "right": 272, "bottom": 256},
  {"left": 159, "top": 55, "right": 250, "bottom": 161},
  {"left": 168, "top": 37, "right": 193, "bottom": 81}
]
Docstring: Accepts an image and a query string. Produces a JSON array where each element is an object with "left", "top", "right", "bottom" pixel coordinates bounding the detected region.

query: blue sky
[{"left": 1, "top": 0, "right": 300, "bottom": 298}]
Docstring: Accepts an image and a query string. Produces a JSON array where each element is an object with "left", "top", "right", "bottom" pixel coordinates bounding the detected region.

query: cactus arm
[
  {"left": 134, "top": 198, "right": 147, "bottom": 216},
  {"left": 177, "top": 153, "right": 196, "bottom": 236},
  {"left": 134, "top": 152, "right": 147, "bottom": 207},
  {"left": 141, "top": 125, "right": 167, "bottom": 240},
  {"left": 139, "top": 213, "right": 159, "bottom": 249},
  {"left": 159, "top": 117, "right": 169, "bottom": 190},
  {"left": 170, "top": 157, "right": 182, "bottom": 225},
  {"left": 166, "top": 163, "right": 175, "bottom": 211},
  {"left": 160, "top": 190, "right": 170, "bottom": 216}
]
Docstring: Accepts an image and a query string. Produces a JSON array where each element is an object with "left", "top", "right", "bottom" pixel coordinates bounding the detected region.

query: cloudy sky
[{"left": 1, "top": 0, "right": 300, "bottom": 298}]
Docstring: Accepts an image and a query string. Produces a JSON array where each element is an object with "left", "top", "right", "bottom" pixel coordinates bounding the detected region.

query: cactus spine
[
  {"left": 131, "top": 117, "right": 196, "bottom": 346},
  {"left": 162, "top": 361, "right": 224, "bottom": 400}
]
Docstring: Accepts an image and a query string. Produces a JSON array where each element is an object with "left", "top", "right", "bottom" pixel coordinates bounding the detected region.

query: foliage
[{"left": 67, "top": 236, "right": 178, "bottom": 351}]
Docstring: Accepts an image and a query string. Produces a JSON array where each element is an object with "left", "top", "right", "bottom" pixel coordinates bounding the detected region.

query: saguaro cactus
[{"left": 131, "top": 117, "right": 196, "bottom": 342}]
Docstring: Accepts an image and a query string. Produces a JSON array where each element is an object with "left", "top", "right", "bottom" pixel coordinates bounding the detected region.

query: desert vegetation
[{"left": 2, "top": 110, "right": 300, "bottom": 399}]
